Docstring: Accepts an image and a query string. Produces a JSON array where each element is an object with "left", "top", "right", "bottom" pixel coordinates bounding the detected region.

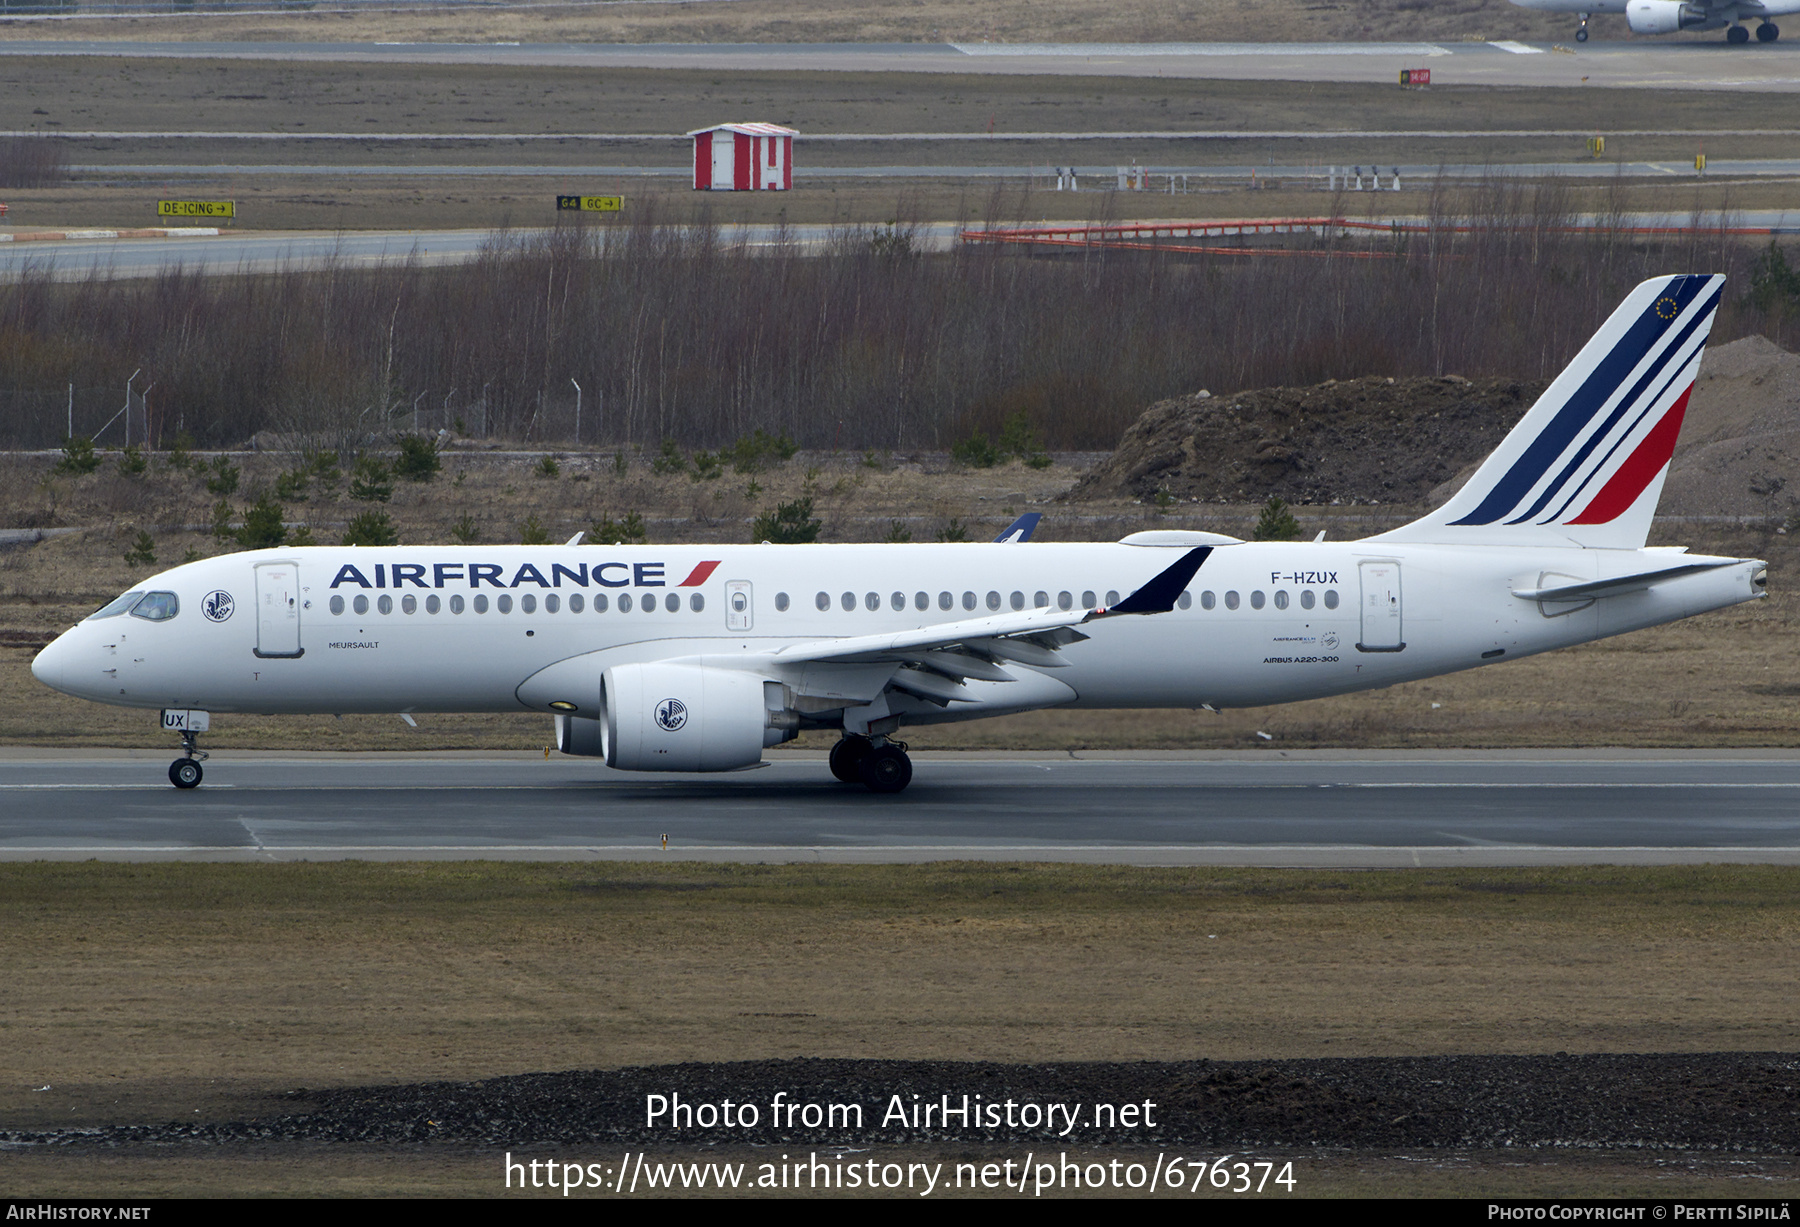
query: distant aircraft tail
[{"left": 1373, "top": 273, "right": 1723, "bottom": 550}]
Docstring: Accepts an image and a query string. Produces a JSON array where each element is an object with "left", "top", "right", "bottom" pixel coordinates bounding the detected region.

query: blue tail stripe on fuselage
[
  {"left": 1508, "top": 284, "right": 1719, "bottom": 525},
  {"left": 1449, "top": 274, "right": 1709, "bottom": 527}
]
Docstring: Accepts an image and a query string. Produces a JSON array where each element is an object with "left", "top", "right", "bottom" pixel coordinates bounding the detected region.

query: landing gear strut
[
  {"left": 170, "top": 728, "right": 206, "bottom": 789},
  {"left": 1576, "top": 11, "right": 1589, "bottom": 42},
  {"left": 829, "top": 733, "right": 913, "bottom": 793}
]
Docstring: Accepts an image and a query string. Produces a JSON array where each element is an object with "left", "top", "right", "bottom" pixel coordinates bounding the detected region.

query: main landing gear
[
  {"left": 1758, "top": 22, "right": 1780, "bottom": 42},
  {"left": 1729, "top": 23, "right": 1750, "bottom": 43},
  {"left": 1575, "top": 11, "right": 1589, "bottom": 42},
  {"left": 170, "top": 728, "right": 206, "bottom": 789},
  {"left": 829, "top": 734, "right": 914, "bottom": 794}
]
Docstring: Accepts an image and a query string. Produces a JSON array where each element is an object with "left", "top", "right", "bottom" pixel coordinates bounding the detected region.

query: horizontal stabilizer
[{"left": 1512, "top": 559, "right": 1741, "bottom": 602}]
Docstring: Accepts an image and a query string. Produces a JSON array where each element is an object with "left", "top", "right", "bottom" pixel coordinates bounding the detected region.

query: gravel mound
[
  {"left": 1062, "top": 376, "right": 1544, "bottom": 507},
  {"left": 9, "top": 1054, "right": 1797, "bottom": 1152},
  {"left": 1661, "top": 334, "right": 1800, "bottom": 518}
]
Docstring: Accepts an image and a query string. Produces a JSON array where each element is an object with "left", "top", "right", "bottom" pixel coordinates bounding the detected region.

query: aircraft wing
[{"left": 755, "top": 546, "right": 1212, "bottom": 687}]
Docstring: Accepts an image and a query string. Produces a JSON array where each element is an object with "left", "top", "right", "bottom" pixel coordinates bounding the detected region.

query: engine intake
[{"left": 1627, "top": 0, "right": 1716, "bottom": 33}]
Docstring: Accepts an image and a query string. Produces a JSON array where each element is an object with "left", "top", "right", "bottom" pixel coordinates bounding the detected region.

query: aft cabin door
[
  {"left": 1356, "top": 560, "right": 1404, "bottom": 653},
  {"left": 725, "top": 580, "right": 752, "bottom": 631},
  {"left": 254, "top": 562, "right": 303, "bottom": 658}
]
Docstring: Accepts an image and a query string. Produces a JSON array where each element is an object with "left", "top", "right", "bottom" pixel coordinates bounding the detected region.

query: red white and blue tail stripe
[{"left": 1378, "top": 274, "right": 1722, "bottom": 550}]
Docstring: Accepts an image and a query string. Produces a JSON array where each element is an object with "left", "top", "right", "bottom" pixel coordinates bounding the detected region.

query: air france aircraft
[
  {"left": 31, "top": 274, "right": 1767, "bottom": 793},
  {"left": 1511, "top": 0, "right": 1798, "bottom": 43}
]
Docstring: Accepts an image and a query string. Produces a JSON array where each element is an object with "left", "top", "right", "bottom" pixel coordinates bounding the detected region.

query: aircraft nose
[{"left": 30, "top": 631, "right": 71, "bottom": 694}]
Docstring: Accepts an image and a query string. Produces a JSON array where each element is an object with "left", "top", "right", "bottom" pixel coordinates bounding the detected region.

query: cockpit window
[
  {"left": 129, "top": 591, "right": 180, "bottom": 622},
  {"left": 88, "top": 591, "right": 146, "bottom": 621}
]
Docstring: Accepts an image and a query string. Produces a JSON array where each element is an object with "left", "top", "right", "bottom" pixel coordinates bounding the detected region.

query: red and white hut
[{"left": 688, "top": 123, "right": 796, "bottom": 191}]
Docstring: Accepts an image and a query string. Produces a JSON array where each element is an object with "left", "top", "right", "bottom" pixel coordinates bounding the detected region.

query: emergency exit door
[
  {"left": 1356, "top": 560, "right": 1404, "bottom": 653},
  {"left": 254, "top": 562, "right": 303, "bottom": 658}
]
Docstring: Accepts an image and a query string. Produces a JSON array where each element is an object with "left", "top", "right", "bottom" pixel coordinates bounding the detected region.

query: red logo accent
[
  {"left": 1568, "top": 384, "right": 1692, "bottom": 525},
  {"left": 677, "top": 560, "right": 722, "bottom": 587}
]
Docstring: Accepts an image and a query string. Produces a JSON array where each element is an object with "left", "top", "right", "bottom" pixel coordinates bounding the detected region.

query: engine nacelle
[
  {"left": 1626, "top": 0, "right": 1717, "bottom": 33},
  {"left": 595, "top": 663, "right": 795, "bottom": 772}
]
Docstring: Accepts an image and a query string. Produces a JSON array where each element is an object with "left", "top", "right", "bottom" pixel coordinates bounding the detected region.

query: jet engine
[
  {"left": 580, "top": 662, "right": 796, "bottom": 772},
  {"left": 1626, "top": 0, "right": 1717, "bottom": 33}
]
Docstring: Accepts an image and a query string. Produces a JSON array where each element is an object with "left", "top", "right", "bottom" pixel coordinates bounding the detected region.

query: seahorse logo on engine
[{"left": 654, "top": 698, "right": 688, "bottom": 732}]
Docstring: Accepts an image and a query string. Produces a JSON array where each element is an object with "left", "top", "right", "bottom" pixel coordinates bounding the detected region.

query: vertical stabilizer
[{"left": 1372, "top": 273, "right": 1723, "bottom": 549}]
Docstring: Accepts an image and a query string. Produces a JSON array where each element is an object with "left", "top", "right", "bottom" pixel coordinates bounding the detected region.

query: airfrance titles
[{"left": 328, "top": 559, "right": 721, "bottom": 592}]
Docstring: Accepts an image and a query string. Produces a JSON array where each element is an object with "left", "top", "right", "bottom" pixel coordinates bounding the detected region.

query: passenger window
[
  {"left": 1201, "top": 590, "right": 1216, "bottom": 610},
  {"left": 450, "top": 594, "right": 465, "bottom": 614},
  {"left": 378, "top": 594, "right": 393, "bottom": 615},
  {"left": 1324, "top": 589, "right": 1340, "bottom": 609},
  {"left": 1106, "top": 590, "right": 1120, "bottom": 606},
  {"left": 1250, "top": 591, "right": 1265, "bottom": 610},
  {"left": 545, "top": 594, "right": 559, "bottom": 614},
  {"left": 940, "top": 592, "right": 953, "bottom": 611},
  {"left": 1224, "top": 591, "right": 1239, "bottom": 610},
  {"left": 130, "top": 591, "right": 180, "bottom": 622},
  {"left": 569, "top": 594, "right": 583, "bottom": 613},
  {"left": 330, "top": 595, "right": 345, "bottom": 616},
  {"left": 690, "top": 593, "right": 704, "bottom": 612},
  {"left": 402, "top": 594, "right": 417, "bottom": 615},
  {"left": 816, "top": 592, "right": 830, "bottom": 611},
  {"left": 1300, "top": 590, "right": 1315, "bottom": 610},
  {"left": 915, "top": 592, "right": 929, "bottom": 611},
  {"left": 1009, "top": 591, "right": 1024, "bottom": 611},
  {"left": 593, "top": 594, "right": 608, "bottom": 612},
  {"left": 841, "top": 592, "right": 855, "bottom": 611},
  {"left": 564, "top": 593, "right": 579, "bottom": 612},
  {"left": 521, "top": 594, "right": 537, "bottom": 614},
  {"left": 963, "top": 592, "right": 977, "bottom": 611},
  {"left": 1177, "top": 592, "right": 1192, "bottom": 610},
  {"left": 865, "top": 592, "right": 880, "bottom": 611},
  {"left": 1082, "top": 591, "right": 1096, "bottom": 609},
  {"left": 474, "top": 595, "right": 489, "bottom": 613},
  {"left": 88, "top": 591, "right": 146, "bottom": 621},
  {"left": 497, "top": 595, "right": 513, "bottom": 614},
  {"left": 986, "top": 591, "right": 1001, "bottom": 611},
  {"left": 775, "top": 592, "right": 790, "bottom": 612},
  {"left": 644, "top": 596, "right": 657, "bottom": 614},
  {"left": 665, "top": 593, "right": 680, "bottom": 613},
  {"left": 427, "top": 594, "right": 441, "bottom": 614},
  {"left": 1057, "top": 591, "right": 1072, "bottom": 611},
  {"left": 891, "top": 592, "right": 905, "bottom": 611},
  {"left": 354, "top": 594, "right": 370, "bottom": 615},
  {"left": 1273, "top": 590, "right": 1289, "bottom": 610}
]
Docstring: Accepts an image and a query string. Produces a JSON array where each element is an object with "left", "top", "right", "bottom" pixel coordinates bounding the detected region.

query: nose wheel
[
  {"left": 1575, "top": 12, "right": 1589, "bottom": 41},
  {"left": 169, "top": 727, "right": 207, "bottom": 789}
]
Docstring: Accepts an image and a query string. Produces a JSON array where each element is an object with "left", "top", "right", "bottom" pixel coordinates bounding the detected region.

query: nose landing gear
[
  {"left": 170, "top": 727, "right": 207, "bottom": 789},
  {"left": 1576, "top": 11, "right": 1589, "bottom": 41}
]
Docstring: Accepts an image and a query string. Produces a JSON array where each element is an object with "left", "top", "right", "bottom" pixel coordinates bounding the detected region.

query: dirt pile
[
  {"left": 1063, "top": 375, "right": 1545, "bottom": 507},
  {"left": 1662, "top": 334, "right": 1800, "bottom": 519}
]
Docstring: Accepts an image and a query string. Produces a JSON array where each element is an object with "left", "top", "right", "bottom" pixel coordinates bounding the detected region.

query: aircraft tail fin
[{"left": 1372, "top": 273, "right": 1723, "bottom": 550}]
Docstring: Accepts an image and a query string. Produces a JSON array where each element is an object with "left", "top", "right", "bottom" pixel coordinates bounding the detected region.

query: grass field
[
  {"left": 0, "top": 0, "right": 1594, "bottom": 49},
  {"left": 2, "top": 861, "right": 1797, "bottom": 1195}
]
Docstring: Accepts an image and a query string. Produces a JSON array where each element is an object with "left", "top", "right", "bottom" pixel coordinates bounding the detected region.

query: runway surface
[
  {"left": 3, "top": 751, "right": 1797, "bottom": 865},
  {"left": 6, "top": 38, "right": 1800, "bottom": 90}
]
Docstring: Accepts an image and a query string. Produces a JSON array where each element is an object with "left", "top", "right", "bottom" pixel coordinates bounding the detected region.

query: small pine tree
[
  {"left": 123, "top": 530, "right": 157, "bottom": 567},
  {"left": 236, "top": 493, "right": 288, "bottom": 550},
  {"left": 204, "top": 455, "right": 239, "bottom": 495},
  {"left": 450, "top": 513, "right": 480, "bottom": 544},
  {"left": 55, "top": 436, "right": 99, "bottom": 475},
  {"left": 936, "top": 517, "right": 969, "bottom": 543},
  {"left": 884, "top": 519, "right": 913, "bottom": 543},
  {"left": 342, "top": 510, "right": 398, "bottom": 547},
  {"left": 751, "top": 497, "right": 821, "bottom": 544},
  {"left": 116, "top": 445, "right": 147, "bottom": 477},
  {"left": 1252, "top": 495, "right": 1302, "bottom": 541},
  {"left": 211, "top": 498, "right": 236, "bottom": 542},
  {"left": 519, "top": 513, "right": 551, "bottom": 545},
  {"left": 349, "top": 456, "right": 394, "bottom": 503},
  {"left": 394, "top": 434, "right": 441, "bottom": 482}
]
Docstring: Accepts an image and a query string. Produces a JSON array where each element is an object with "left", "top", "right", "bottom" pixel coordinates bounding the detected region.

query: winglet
[
  {"left": 994, "top": 512, "right": 1042, "bottom": 543},
  {"left": 1089, "top": 546, "right": 1212, "bottom": 618}
]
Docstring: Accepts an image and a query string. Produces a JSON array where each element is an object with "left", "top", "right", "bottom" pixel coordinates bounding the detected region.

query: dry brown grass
[
  {"left": 0, "top": 0, "right": 1589, "bottom": 49},
  {"left": 1, "top": 448, "right": 1794, "bottom": 751}
]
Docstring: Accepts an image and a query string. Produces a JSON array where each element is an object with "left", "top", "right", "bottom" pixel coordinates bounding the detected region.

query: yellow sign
[
  {"left": 158, "top": 200, "right": 235, "bottom": 218},
  {"left": 1587, "top": 136, "right": 1605, "bottom": 157},
  {"left": 556, "top": 196, "right": 623, "bottom": 212},
  {"left": 1695, "top": 152, "right": 1707, "bottom": 174}
]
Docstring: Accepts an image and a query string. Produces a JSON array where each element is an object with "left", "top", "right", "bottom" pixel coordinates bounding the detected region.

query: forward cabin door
[
  {"left": 725, "top": 581, "right": 753, "bottom": 631},
  {"left": 254, "top": 562, "right": 303, "bottom": 658},
  {"left": 1356, "top": 560, "right": 1404, "bottom": 653}
]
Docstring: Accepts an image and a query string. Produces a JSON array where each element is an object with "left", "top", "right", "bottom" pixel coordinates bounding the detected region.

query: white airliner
[
  {"left": 1511, "top": 0, "right": 1799, "bottom": 43},
  {"left": 31, "top": 274, "right": 1766, "bottom": 793}
]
